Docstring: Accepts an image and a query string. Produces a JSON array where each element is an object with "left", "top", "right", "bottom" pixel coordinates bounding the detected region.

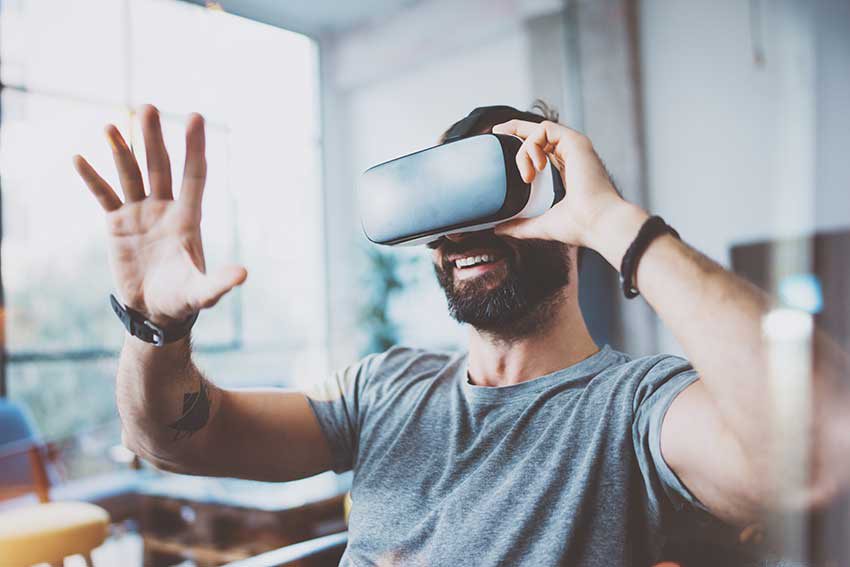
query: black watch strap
[
  {"left": 110, "top": 294, "right": 198, "bottom": 347},
  {"left": 619, "top": 215, "right": 680, "bottom": 299}
]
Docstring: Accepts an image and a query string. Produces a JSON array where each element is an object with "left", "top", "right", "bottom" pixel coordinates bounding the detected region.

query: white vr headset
[{"left": 358, "top": 106, "right": 565, "bottom": 247}]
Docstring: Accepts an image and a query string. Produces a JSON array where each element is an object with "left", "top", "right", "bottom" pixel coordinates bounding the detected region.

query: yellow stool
[
  {"left": 0, "top": 501, "right": 109, "bottom": 567},
  {"left": 343, "top": 492, "right": 352, "bottom": 524}
]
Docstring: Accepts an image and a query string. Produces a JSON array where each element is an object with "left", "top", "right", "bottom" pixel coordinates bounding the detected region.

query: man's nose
[
  {"left": 444, "top": 232, "right": 469, "bottom": 243},
  {"left": 445, "top": 228, "right": 494, "bottom": 243}
]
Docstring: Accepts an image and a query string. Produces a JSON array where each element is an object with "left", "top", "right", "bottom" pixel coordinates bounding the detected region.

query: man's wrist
[
  {"left": 584, "top": 201, "right": 650, "bottom": 271},
  {"left": 125, "top": 333, "right": 191, "bottom": 353},
  {"left": 111, "top": 294, "right": 198, "bottom": 347},
  {"left": 115, "top": 290, "right": 195, "bottom": 328}
]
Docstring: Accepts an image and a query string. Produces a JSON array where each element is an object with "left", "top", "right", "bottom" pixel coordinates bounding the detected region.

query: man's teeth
[{"left": 455, "top": 254, "right": 498, "bottom": 268}]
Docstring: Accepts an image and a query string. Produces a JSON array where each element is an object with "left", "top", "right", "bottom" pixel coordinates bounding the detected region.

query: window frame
[
  {"left": 0, "top": 0, "right": 328, "bottom": 398},
  {"left": 0, "top": 79, "right": 245, "bottom": 375}
]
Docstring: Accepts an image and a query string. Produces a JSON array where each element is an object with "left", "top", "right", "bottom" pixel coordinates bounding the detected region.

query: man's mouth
[{"left": 448, "top": 249, "right": 507, "bottom": 280}]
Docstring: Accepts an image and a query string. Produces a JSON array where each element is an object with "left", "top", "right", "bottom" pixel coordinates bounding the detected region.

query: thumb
[
  {"left": 188, "top": 265, "right": 248, "bottom": 310},
  {"left": 493, "top": 217, "right": 541, "bottom": 240}
]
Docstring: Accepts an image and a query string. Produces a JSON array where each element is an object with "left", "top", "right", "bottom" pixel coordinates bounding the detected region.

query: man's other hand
[{"left": 73, "top": 105, "right": 247, "bottom": 326}]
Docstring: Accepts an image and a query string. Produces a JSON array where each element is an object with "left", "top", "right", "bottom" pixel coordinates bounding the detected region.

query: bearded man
[{"left": 73, "top": 103, "right": 850, "bottom": 566}]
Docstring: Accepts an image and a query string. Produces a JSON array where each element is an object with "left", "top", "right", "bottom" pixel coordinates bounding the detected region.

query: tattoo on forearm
[{"left": 169, "top": 378, "right": 212, "bottom": 441}]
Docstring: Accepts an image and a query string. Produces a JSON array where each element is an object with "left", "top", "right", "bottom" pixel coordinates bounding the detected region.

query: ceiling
[{"left": 178, "top": 0, "right": 420, "bottom": 37}]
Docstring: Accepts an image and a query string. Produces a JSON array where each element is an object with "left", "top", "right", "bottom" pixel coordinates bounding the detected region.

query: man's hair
[
  {"left": 439, "top": 100, "right": 585, "bottom": 272},
  {"left": 439, "top": 100, "right": 558, "bottom": 144}
]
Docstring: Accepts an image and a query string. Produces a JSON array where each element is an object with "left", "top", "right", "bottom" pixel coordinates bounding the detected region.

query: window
[{"left": 1, "top": 0, "right": 326, "bottom": 477}]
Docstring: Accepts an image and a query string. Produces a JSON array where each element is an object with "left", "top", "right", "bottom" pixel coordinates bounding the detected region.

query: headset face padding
[{"left": 359, "top": 134, "right": 564, "bottom": 246}]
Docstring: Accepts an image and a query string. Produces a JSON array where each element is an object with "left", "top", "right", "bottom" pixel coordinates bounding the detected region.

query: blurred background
[{"left": 0, "top": 0, "right": 847, "bottom": 565}]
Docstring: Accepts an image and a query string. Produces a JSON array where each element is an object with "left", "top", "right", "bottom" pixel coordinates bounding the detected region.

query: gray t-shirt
[{"left": 307, "top": 345, "right": 751, "bottom": 566}]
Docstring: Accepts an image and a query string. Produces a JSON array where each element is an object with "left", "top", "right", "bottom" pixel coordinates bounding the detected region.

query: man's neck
[{"left": 466, "top": 292, "right": 599, "bottom": 387}]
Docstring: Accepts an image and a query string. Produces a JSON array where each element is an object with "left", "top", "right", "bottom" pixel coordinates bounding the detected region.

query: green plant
[{"left": 358, "top": 245, "right": 420, "bottom": 355}]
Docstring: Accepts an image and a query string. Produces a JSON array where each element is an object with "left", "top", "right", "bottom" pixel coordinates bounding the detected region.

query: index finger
[
  {"left": 492, "top": 119, "right": 585, "bottom": 150},
  {"left": 105, "top": 124, "right": 146, "bottom": 202},
  {"left": 492, "top": 119, "right": 541, "bottom": 139}
]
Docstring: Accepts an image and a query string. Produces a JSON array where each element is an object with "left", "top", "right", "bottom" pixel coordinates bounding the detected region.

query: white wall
[
  {"left": 815, "top": 0, "right": 850, "bottom": 230},
  {"left": 639, "top": 0, "right": 846, "bottom": 354},
  {"left": 320, "top": 0, "right": 848, "bottom": 364}
]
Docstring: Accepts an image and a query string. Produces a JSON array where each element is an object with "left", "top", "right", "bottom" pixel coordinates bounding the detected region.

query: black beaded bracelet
[{"left": 619, "top": 215, "right": 680, "bottom": 299}]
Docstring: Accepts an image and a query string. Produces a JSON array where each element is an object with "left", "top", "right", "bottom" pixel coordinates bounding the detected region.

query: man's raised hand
[
  {"left": 73, "top": 105, "right": 247, "bottom": 327},
  {"left": 490, "top": 119, "right": 635, "bottom": 251}
]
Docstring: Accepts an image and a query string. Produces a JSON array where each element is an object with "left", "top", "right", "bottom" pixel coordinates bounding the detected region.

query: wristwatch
[{"left": 110, "top": 294, "right": 198, "bottom": 346}]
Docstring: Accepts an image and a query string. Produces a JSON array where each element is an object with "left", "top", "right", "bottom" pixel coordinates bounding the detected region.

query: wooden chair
[
  {"left": 220, "top": 531, "right": 348, "bottom": 567},
  {"left": 218, "top": 492, "right": 352, "bottom": 567},
  {"left": 0, "top": 399, "right": 110, "bottom": 567}
]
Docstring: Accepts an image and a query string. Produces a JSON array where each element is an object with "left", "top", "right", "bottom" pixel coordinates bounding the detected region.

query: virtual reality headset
[{"left": 358, "top": 132, "right": 565, "bottom": 246}]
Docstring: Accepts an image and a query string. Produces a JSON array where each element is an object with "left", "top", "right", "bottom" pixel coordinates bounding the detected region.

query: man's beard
[{"left": 433, "top": 232, "right": 572, "bottom": 341}]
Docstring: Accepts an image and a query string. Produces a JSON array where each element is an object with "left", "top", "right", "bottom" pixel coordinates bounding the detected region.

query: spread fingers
[{"left": 105, "top": 124, "right": 146, "bottom": 202}]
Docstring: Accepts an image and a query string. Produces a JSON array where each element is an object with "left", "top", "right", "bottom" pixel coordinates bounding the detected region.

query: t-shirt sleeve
[
  {"left": 631, "top": 355, "right": 706, "bottom": 516},
  {"left": 305, "top": 352, "right": 384, "bottom": 473}
]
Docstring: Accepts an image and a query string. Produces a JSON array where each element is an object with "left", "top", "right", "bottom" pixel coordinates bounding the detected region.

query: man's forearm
[
  {"left": 588, "top": 202, "right": 850, "bottom": 491},
  {"left": 116, "top": 336, "right": 221, "bottom": 472}
]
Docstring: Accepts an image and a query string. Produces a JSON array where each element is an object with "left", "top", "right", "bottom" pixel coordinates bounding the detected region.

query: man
[{"left": 74, "top": 103, "right": 849, "bottom": 566}]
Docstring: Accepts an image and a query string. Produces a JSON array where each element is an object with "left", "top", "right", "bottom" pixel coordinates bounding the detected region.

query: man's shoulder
[
  {"left": 352, "top": 344, "right": 462, "bottom": 403},
  {"left": 379, "top": 343, "right": 459, "bottom": 360},
  {"left": 597, "top": 348, "right": 698, "bottom": 410},
  {"left": 367, "top": 344, "right": 461, "bottom": 378},
  {"left": 601, "top": 349, "right": 693, "bottom": 377}
]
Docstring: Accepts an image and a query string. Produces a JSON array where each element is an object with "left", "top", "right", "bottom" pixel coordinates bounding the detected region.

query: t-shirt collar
[{"left": 459, "top": 345, "right": 621, "bottom": 405}]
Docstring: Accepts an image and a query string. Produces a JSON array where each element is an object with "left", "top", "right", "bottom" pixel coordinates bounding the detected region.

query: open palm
[{"left": 74, "top": 105, "right": 247, "bottom": 326}]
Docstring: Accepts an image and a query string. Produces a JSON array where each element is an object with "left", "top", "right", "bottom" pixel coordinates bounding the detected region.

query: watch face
[{"left": 358, "top": 134, "right": 529, "bottom": 246}]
